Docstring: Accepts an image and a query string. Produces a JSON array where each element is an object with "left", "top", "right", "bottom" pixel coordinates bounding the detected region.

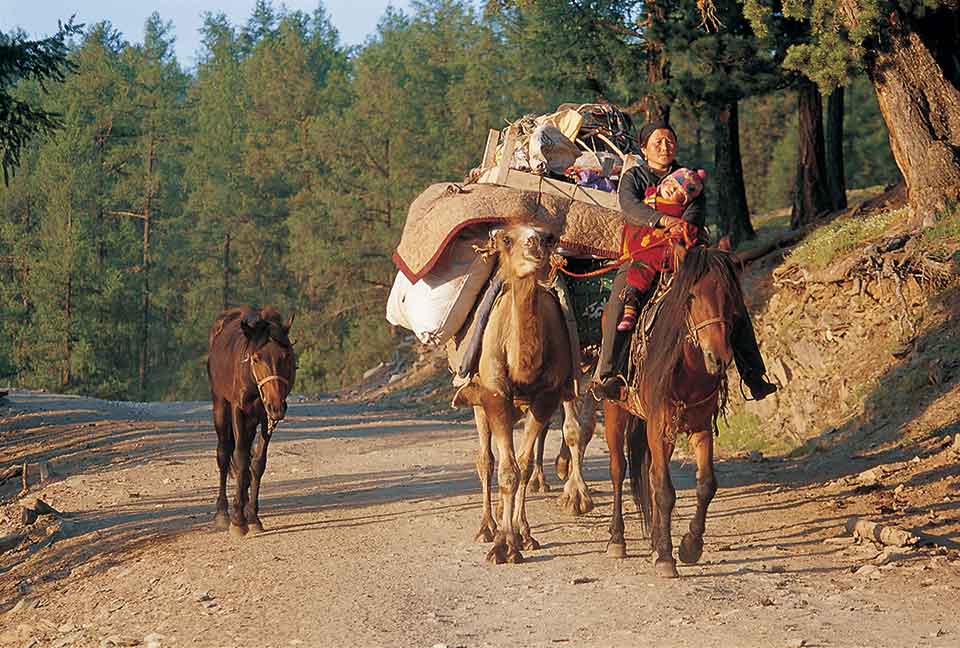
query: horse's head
[
  {"left": 241, "top": 312, "right": 296, "bottom": 424},
  {"left": 493, "top": 223, "right": 559, "bottom": 279},
  {"left": 676, "top": 244, "right": 741, "bottom": 376}
]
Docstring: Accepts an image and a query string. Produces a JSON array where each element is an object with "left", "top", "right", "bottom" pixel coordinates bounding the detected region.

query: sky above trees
[{"left": 0, "top": 0, "right": 410, "bottom": 67}]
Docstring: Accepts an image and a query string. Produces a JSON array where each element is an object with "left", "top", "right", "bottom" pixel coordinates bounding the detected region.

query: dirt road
[{"left": 1, "top": 390, "right": 958, "bottom": 648}]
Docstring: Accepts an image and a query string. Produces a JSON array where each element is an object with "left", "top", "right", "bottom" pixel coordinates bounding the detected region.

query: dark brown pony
[
  {"left": 207, "top": 306, "right": 295, "bottom": 538},
  {"left": 604, "top": 245, "right": 741, "bottom": 577}
]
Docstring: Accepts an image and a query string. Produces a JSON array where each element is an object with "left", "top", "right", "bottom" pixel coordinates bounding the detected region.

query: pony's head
[
  {"left": 643, "top": 245, "right": 743, "bottom": 403},
  {"left": 679, "top": 244, "right": 739, "bottom": 375},
  {"left": 241, "top": 308, "right": 296, "bottom": 424}
]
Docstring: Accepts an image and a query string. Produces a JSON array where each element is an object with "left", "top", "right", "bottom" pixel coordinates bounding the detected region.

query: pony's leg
[
  {"left": 212, "top": 396, "right": 233, "bottom": 530},
  {"left": 473, "top": 406, "right": 498, "bottom": 543},
  {"left": 229, "top": 406, "right": 254, "bottom": 538},
  {"left": 559, "top": 394, "right": 596, "bottom": 516},
  {"left": 603, "top": 401, "right": 628, "bottom": 558},
  {"left": 244, "top": 415, "right": 272, "bottom": 535},
  {"left": 528, "top": 426, "right": 550, "bottom": 493},
  {"left": 679, "top": 430, "right": 718, "bottom": 564},
  {"left": 484, "top": 393, "right": 522, "bottom": 564},
  {"left": 648, "top": 424, "right": 679, "bottom": 578},
  {"left": 514, "top": 392, "right": 561, "bottom": 550}
]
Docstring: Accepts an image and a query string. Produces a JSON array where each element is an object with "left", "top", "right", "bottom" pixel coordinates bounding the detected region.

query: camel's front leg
[
  {"left": 558, "top": 395, "right": 596, "bottom": 515},
  {"left": 515, "top": 392, "right": 562, "bottom": 550},
  {"left": 484, "top": 393, "right": 523, "bottom": 564},
  {"left": 473, "top": 406, "right": 498, "bottom": 543}
]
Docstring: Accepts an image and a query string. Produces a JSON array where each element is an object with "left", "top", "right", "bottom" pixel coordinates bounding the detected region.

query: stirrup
[{"left": 590, "top": 375, "right": 627, "bottom": 402}]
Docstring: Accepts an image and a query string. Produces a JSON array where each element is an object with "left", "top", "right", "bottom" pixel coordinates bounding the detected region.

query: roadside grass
[
  {"left": 785, "top": 207, "right": 902, "bottom": 271},
  {"left": 715, "top": 411, "right": 793, "bottom": 455}
]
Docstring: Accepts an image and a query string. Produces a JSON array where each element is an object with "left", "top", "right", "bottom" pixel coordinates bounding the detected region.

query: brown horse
[
  {"left": 207, "top": 306, "right": 295, "bottom": 538},
  {"left": 604, "top": 245, "right": 741, "bottom": 577}
]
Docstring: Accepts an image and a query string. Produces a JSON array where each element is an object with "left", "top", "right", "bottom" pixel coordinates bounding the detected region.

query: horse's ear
[
  {"left": 240, "top": 318, "right": 257, "bottom": 339},
  {"left": 717, "top": 235, "right": 733, "bottom": 252},
  {"left": 284, "top": 314, "right": 294, "bottom": 333}
]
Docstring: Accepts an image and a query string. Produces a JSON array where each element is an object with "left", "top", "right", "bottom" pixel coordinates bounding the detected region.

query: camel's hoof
[
  {"left": 558, "top": 487, "right": 594, "bottom": 516},
  {"left": 606, "top": 542, "right": 628, "bottom": 559},
  {"left": 522, "top": 535, "right": 541, "bottom": 551},
  {"left": 486, "top": 544, "right": 507, "bottom": 564},
  {"left": 506, "top": 549, "right": 525, "bottom": 564},
  {"left": 229, "top": 523, "right": 248, "bottom": 539},
  {"left": 474, "top": 526, "right": 496, "bottom": 543},
  {"left": 678, "top": 533, "right": 703, "bottom": 564},
  {"left": 213, "top": 512, "right": 230, "bottom": 531},
  {"left": 246, "top": 520, "right": 265, "bottom": 536},
  {"left": 655, "top": 558, "right": 679, "bottom": 579}
]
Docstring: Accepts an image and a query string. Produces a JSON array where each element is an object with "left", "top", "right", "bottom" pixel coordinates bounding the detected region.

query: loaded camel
[{"left": 450, "top": 220, "right": 574, "bottom": 563}]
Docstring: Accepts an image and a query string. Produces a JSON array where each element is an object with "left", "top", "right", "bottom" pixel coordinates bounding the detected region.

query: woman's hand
[{"left": 658, "top": 215, "right": 684, "bottom": 229}]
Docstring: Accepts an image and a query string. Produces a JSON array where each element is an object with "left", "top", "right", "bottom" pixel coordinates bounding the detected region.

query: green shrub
[{"left": 787, "top": 208, "right": 902, "bottom": 270}]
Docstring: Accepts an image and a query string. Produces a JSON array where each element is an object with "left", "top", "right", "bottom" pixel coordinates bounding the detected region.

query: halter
[{"left": 243, "top": 351, "right": 290, "bottom": 433}]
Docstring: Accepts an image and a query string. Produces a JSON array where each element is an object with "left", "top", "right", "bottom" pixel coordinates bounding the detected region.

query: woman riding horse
[{"left": 591, "top": 121, "right": 778, "bottom": 401}]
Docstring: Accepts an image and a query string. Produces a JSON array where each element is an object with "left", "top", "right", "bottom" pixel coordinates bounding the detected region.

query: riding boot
[
  {"left": 457, "top": 275, "right": 504, "bottom": 380},
  {"left": 732, "top": 306, "right": 778, "bottom": 400},
  {"left": 593, "top": 268, "right": 630, "bottom": 399}
]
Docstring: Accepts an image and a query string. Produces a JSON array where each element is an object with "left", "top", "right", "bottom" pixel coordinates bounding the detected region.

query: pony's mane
[{"left": 640, "top": 246, "right": 742, "bottom": 408}]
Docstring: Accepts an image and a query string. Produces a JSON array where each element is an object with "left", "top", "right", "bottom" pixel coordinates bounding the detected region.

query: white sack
[{"left": 386, "top": 232, "right": 496, "bottom": 345}]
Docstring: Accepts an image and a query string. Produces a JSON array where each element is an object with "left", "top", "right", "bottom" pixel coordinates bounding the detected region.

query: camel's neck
[{"left": 505, "top": 274, "right": 544, "bottom": 383}]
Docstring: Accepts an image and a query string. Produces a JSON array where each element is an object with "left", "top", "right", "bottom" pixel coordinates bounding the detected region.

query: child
[{"left": 618, "top": 167, "right": 706, "bottom": 331}]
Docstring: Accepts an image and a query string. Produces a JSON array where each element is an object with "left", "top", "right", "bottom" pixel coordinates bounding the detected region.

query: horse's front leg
[
  {"left": 558, "top": 394, "right": 597, "bottom": 516},
  {"left": 229, "top": 406, "right": 254, "bottom": 538},
  {"left": 515, "top": 392, "right": 561, "bottom": 551},
  {"left": 212, "top": 396, "right": 233, "bottom": 531},
  {"left": 648, "top": 426, "right": 678, "bottom": 578},
  {"left": 244, "top": 415, "right": 272, "bottom": 535},
  {"left": 603, "top": 402, "right": 628, "bottom": 558},
  {"left": 679, "top": 429, "right": 718, "bottom": 564},
  {"left": 473, "top": 406, "right": 498, "bottom": 543}
]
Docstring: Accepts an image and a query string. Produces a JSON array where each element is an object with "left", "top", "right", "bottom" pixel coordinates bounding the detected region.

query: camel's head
[{"left": 493, "top": 224, "right": 558, "bottom": 279}]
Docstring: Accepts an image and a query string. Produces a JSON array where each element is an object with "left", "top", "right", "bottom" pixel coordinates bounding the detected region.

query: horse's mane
[{"left": 640, "top": 246, "right": 742, "bottom": 409}]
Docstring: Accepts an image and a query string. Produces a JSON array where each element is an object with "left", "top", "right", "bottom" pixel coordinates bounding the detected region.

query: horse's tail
[{"left": 627, "top": 415, "right": 652, "bottom": 537}]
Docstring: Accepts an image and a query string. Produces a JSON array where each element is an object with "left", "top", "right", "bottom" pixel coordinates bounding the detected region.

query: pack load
[{"left": 388, "top": 102, "right": 637, "bottom": 351}]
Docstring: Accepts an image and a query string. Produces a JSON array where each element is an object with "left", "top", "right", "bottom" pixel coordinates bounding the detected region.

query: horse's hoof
[
  {"left": 522, "top": 535, "right": 540, "bottom": 551},
  {"left": 474, "top": 526, "right": 496, "bottom": 543},
  {"left": 213, "top": 512, "right": 230, "bottom": 531},
  {"left": 655, "top": 559, "right": 679, "bottom": 579},
  {"left": 678, "top": 533, "right": 703, "bottom": 564},
  {"left": 606, "top": 542, "right": 628, "bottom": 559},
  {"left": 529, "top": 474, "right": 550, "bottom": 493},
  {"left": 247, "top": 521, "right": 265, "bottom": 536},
  {"left": 229, "top": 523, "right": 248, "bottom": 539}
]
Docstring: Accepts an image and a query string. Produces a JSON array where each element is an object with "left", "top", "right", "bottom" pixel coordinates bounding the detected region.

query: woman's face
[{"left": 642, "top": 128, "right": 677, "bottom": 170}]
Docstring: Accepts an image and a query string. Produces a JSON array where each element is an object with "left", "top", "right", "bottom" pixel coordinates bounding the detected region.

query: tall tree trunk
[
  {"left": 825, "top": 87, "right": 847, "bottom": 210},
  {"left": 713, "top": 101, "right": 755, "bottom": 246},
  {"left": 139, "top": 137, "right": 155, "bottom": 399},
  {"left": 223, "top": 232, "right": 231, "bottom": 311},
  {"left": 642, "top": 0, "right": 671, "bottom": 124},
  {"left": 860, "top": 7, "right": 960, "bottom": 226},
  {"left": 791, "top": 78, "right": 833, "bottom": 229}
]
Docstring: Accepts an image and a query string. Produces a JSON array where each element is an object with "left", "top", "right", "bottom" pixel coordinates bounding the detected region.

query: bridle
[{"left": 243, "top": 351, "right": 290, "bottom": 434}]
